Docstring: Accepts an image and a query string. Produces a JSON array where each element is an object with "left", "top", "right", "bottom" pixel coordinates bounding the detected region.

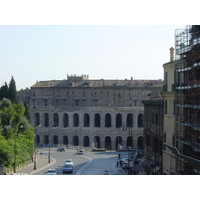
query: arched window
[
  {"left": 53, "top": 113, "right": 59, "bottom": 127},
  {"left": 53, "top": 135, "right": 58, "bottom": 145},
  {"left": 127, "top": 113, "right": 133, "bottom": 127},
  {"left": 116, "top": 113, "right": 122, "bottom": 128},
  {"left": 94, "top": 113, "right": 100, "bottom": 127},
  {"left": 105, "top": 113, "right": 111, "bottom": 128},
  {"left": 63, "top": 113, "right": 68, "bottom": 128},
  {"left": 138, "top": 136, "right": 143, "bottom": 149},
  {"left": 84, "top": 113, "right": 90, "bottom": 127},
  {"left": 138, "top": 113, "right": 144, "bottom": 127},
  {"left": 63, "top": 135, "right": 68, "bottom": 145},
  {"left": 105, "top": 136, "right": 111, "bottom": 149},
  {"left": 35, "top": 113, "right": 40, "bottom": 126},
  {"left": 44, "top": 113, "right": 49, "bottom": 127},
  {"left": 73, "top": 113, "right": 79, "bottom": 127},
  {"left": 94, "top": 136, "right": 100, "bottom": 148},
  {"left": 84, "top": 136, "right": 90, "bottom": 147},
  {"left": 73, "top": 135, "right": 79, "bottom": 146},
  {"left": 127, "top": 136, "right": 133, "bottom": 148}
]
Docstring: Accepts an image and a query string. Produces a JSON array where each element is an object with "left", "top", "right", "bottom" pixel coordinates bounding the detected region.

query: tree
[
  {"left": 8, "top": 76, "right": 18, "bottom": 104},
  {"left": 0, "top": 82, "right": 9, "bottom": 101}
]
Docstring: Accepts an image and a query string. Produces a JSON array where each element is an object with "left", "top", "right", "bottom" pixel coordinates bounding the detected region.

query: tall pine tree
[
  {"left": 0, "top": 82, "right": 9, "bottom": 101},
  {"left": 8, "top": 76, "right": 18, "bottom": 104}
]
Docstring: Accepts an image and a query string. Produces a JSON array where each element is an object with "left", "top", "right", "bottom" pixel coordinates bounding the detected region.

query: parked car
[
  {"left": 76, "top": 150, "right": 84, "bottom": 155},
  {"left": 57, "top": 147, "right": 65, "bottom": 152},
  {"left": 65, "top": 159, "right": 73, "bottom": 165},
  {"left": 122, "top": 161, "right": 129, "bottom": 169},
  {"left": 46, "top": 169, "right": 57, "bottom": 175},
  {"left": 63, "top": 164, "right": 73, "bottom": 173}
]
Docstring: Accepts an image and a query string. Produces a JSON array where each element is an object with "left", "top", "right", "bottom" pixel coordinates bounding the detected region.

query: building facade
[
  {"left": 30, "top": 75, "right": 163, "bottom": 150},
  {"left": 162, "top": 47, "right": 176, "bottom": 175},
  {"left": 142, "top": 93, "right": 163, "bottom": 174}
]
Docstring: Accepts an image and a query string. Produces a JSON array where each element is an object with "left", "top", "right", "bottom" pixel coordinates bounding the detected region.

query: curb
[{"left": 30, "top": 156, "right": 56, "bottom": 175}]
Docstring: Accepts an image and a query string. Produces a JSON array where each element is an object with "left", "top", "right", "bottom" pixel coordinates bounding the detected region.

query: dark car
[
  {"left": 63, "top": 164, "right": 73, "bottom": 173},
  {"left": 57, "top": 147, "right": 65, "bottom": 152}
]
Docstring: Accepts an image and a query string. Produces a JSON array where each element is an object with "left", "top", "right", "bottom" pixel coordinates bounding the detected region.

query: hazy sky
[{"left": 0, "top": 25, "right": 185, "bottom": 90}]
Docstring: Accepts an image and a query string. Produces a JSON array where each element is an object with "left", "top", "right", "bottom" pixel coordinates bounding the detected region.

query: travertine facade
[{"left": 30, "top": 75, "right": 163, "bottom": 150}]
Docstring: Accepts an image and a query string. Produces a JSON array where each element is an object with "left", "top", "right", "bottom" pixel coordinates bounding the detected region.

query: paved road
[{"left": 33, "top": 148, "right": 128, "bottom": 175}]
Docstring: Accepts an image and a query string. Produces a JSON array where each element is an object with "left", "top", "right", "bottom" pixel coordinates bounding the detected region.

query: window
[
  {"left": 116, "top": 113, "right": 122, "bottom": 128},
  {"left": 44, "top": 113, "right": 49, "bottom": 127},
  {"left": 138, "top": 114, "right": 144, "bottom": 127},
  {"left": 73, "top": 113, "right": 79, "bottom": 127},
  {"left": 74, "top": 99, "right": 79, "bottom": 106},
  {"left": 55, "top": 99, "right": 60, "bottom": 106},
  {"left": 63, "top": 113, "right": 68, "bottom": 128},
  {"left": 53, "top": 113, "right": 59, "bottom": 127},
  {"left": 35, "top": 113, "right": 40, "bottom": 126},
  {"left": 133, "top": 100, "right": 138, "bottom": 107},
  {"left": 84, "top": 113, "right": 90, "bottom": 127},
  {"left": 94, "top": 113, "right": 100, "bottom": 127},
  {"left": 165, "top": 100, "right": 168, "bottom": 114},
  {"left": 105, "top": 113, "right": 111, "bottom": 128},
  {"left": 93, "top": 99, "right": 99, "bottom": 107},
  {"left": 43, "top": 99, "right": 48, "bottom": 106},
  {"left": 127, "top": 113, "right": 133, "bottom": 127}
]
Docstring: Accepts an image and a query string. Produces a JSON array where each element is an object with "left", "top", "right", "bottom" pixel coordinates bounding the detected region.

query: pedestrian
[
  {"left": 40, "top": 152, "right": 42, "bottom": 157},
  {"left": 104, "top": 170, "right": 108, "bottom": 175},
  {"left": 116, "top": 161, "right": 118, "bottom": 168}
]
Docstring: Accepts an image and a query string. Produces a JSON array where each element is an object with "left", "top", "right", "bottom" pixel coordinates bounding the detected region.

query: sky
[{"left": 0, "top": 25, "right": 185, "bottom": 90}]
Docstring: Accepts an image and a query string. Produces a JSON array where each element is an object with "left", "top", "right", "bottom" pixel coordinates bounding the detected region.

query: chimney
[{"left": 169, "top": 47, "right": 174, "bottom": 62}]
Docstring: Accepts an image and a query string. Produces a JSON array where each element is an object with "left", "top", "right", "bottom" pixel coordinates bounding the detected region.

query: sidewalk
[{"left": 11, "top": 153, "right": 55, "bottom": 175}]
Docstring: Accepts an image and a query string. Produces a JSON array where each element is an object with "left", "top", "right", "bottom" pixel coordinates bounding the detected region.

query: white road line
[{"left": 76, "top": 156, "right": 93, "bottom": 175}]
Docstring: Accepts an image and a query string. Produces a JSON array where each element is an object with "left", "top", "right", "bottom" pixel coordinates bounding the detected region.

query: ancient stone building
[{"left": 30, "top": 75, "right": 163, "bottom": 150}]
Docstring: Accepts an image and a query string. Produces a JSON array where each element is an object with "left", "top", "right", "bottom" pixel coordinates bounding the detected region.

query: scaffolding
[{"left": 174, "top": 25, "right": 200, "bottom": 174}]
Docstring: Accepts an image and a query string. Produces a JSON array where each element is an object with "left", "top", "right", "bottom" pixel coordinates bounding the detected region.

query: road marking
[{"left": 76, "top": 156, "right": 93, "bottom": 175}]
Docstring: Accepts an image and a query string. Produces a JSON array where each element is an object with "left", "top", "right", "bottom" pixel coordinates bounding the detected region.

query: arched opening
[
  {"left": 36, "top": 135, "right": 40, "bottom": 145},
  {"left": 84, "top": 136, "right": 90, "bottom": 147},
  {"left": 127, "top": 136, "right": 133, "bottom": 148},
  {"left": 63, "top": 135, "right": 68, "bottom": 145},
  {"left": 116, "top": 113, "right": 122, "bottom": 128},
  {"left": 116, "top": 136, "right": 122, "bottom": 150},
  {"left": 63, "top": 113, "right": 68, "bottom": 128},
  {"left": 127, "top": 113, "right": 133, "bottom": 127},
  {"left": 105, "top": 113, "right": 111, "bottom": 128},
  {"left": 138, "top": 136, "right": 143, "bottom": 150},
  {"left": 73, "top": 113, "right": 79, "bottom": 127},
  {"left": 53, "top": 135, "right": 58, "bottom": 146},
  {"left": 94, "top": 136, "right": 100, "bottom": 148},
  {"left": 35, "top": 113, "right": 40, "bottom": 126},
  {"left": 53, "top": 113, "right": 59, "bottom": 127},
  {"left": 73, "top": 135, "right": 79, "bottom": 146},
  {"left": 44, "top": 113, "right": 49, "bottom": 127},
  {"left": 94, "top": 113, "right": 100, "bottom": 127},
  {"left": 105, "top": 136, "right": 112, "bottom": 149},
  {"left": 84, "top": 113, "right": 90, "bottom": 127},
  {"left": 44, "top": 135, "right": 49, "bottom": 145},
  {"left": 138, "top": 113, "right": 144, "bottom": 128}
]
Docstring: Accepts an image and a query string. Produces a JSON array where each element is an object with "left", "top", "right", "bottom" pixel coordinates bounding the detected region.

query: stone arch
[
  {"left": 127, "top": 136, "right": 133, "bottom": 148},
  {"left": 127, "top": 113, "right": 133, "bottom": 127},
  {"left": 105, "top": 113, "right": 111, "bottom": 128},
  {"left": 44, "top": 113, "right": 49, "bottom": 127},
  {"left": 138, "top": 136, "right": 143, "bottom": 149},
  {"left": 73, "top": 135, "right": 79, "bottom": 146},
  {"left": 116, "top": 136, "right": 122, "bottom": 150},
  {"left": 94, "top": 113, "right": 100, "bottom": 127},
  {"left": 34, "top": 113, "right": 40, "bottom": 126},
  {"left": 84, "top": 113, "right": 90, "bottom": 127},
  {"left": 73, "top": 113, "right": 79, "bottom": 127},
  {"left": 83, "top": 136, "right": 90, "bottom": 147},
  {"left": 116, "top": 113, "right": 122, "bottom": 128},
  {"left": 94, "top": 136, "right": 100, "bottom": 148},
  {"left": 138, "top": 113, "right": 144, "bottom": 128},
  {"left": 53, "top": 113, "right": 59, "bottom": 127},
  {"left": 105, "top": 136, "right": 112, "bottom": 149},
  {"left": 63, "top": 113, "right": 69, "bottom": 128},
  {"left": 53, "top": 135, "right": 58, "bottom": 145},
  {"left": 63, "top": 135, "right": 68, "bottom": 145}
]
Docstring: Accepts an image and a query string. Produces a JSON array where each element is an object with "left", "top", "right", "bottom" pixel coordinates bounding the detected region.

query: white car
[
  {"left": 46, "top": 169, "right": 57, "bottom": 175},
  {"left": 76, "top": 150, "right": 84, "bottom": 155},
  {"left": 65, "top": 159, "right": 73, "bottom": 165}
]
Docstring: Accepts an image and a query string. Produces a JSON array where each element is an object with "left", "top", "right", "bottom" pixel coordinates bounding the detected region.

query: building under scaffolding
[{"left": 174, "top": 25, "right": 200, "bottom": 174}]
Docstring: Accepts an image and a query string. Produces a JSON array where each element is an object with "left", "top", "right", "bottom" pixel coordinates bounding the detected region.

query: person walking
[{"left": 104, "top": 170, "right": 108, "bottom": 175}]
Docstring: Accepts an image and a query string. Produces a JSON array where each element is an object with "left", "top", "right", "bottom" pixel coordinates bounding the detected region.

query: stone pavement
[{"left": 10, "top": 153, "right": 56, "bottom": 175}]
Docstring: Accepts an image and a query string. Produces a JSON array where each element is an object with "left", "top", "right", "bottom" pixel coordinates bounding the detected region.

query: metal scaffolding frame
[{"left": 174, "top": 25, "right": 200, "bottom": 174}]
